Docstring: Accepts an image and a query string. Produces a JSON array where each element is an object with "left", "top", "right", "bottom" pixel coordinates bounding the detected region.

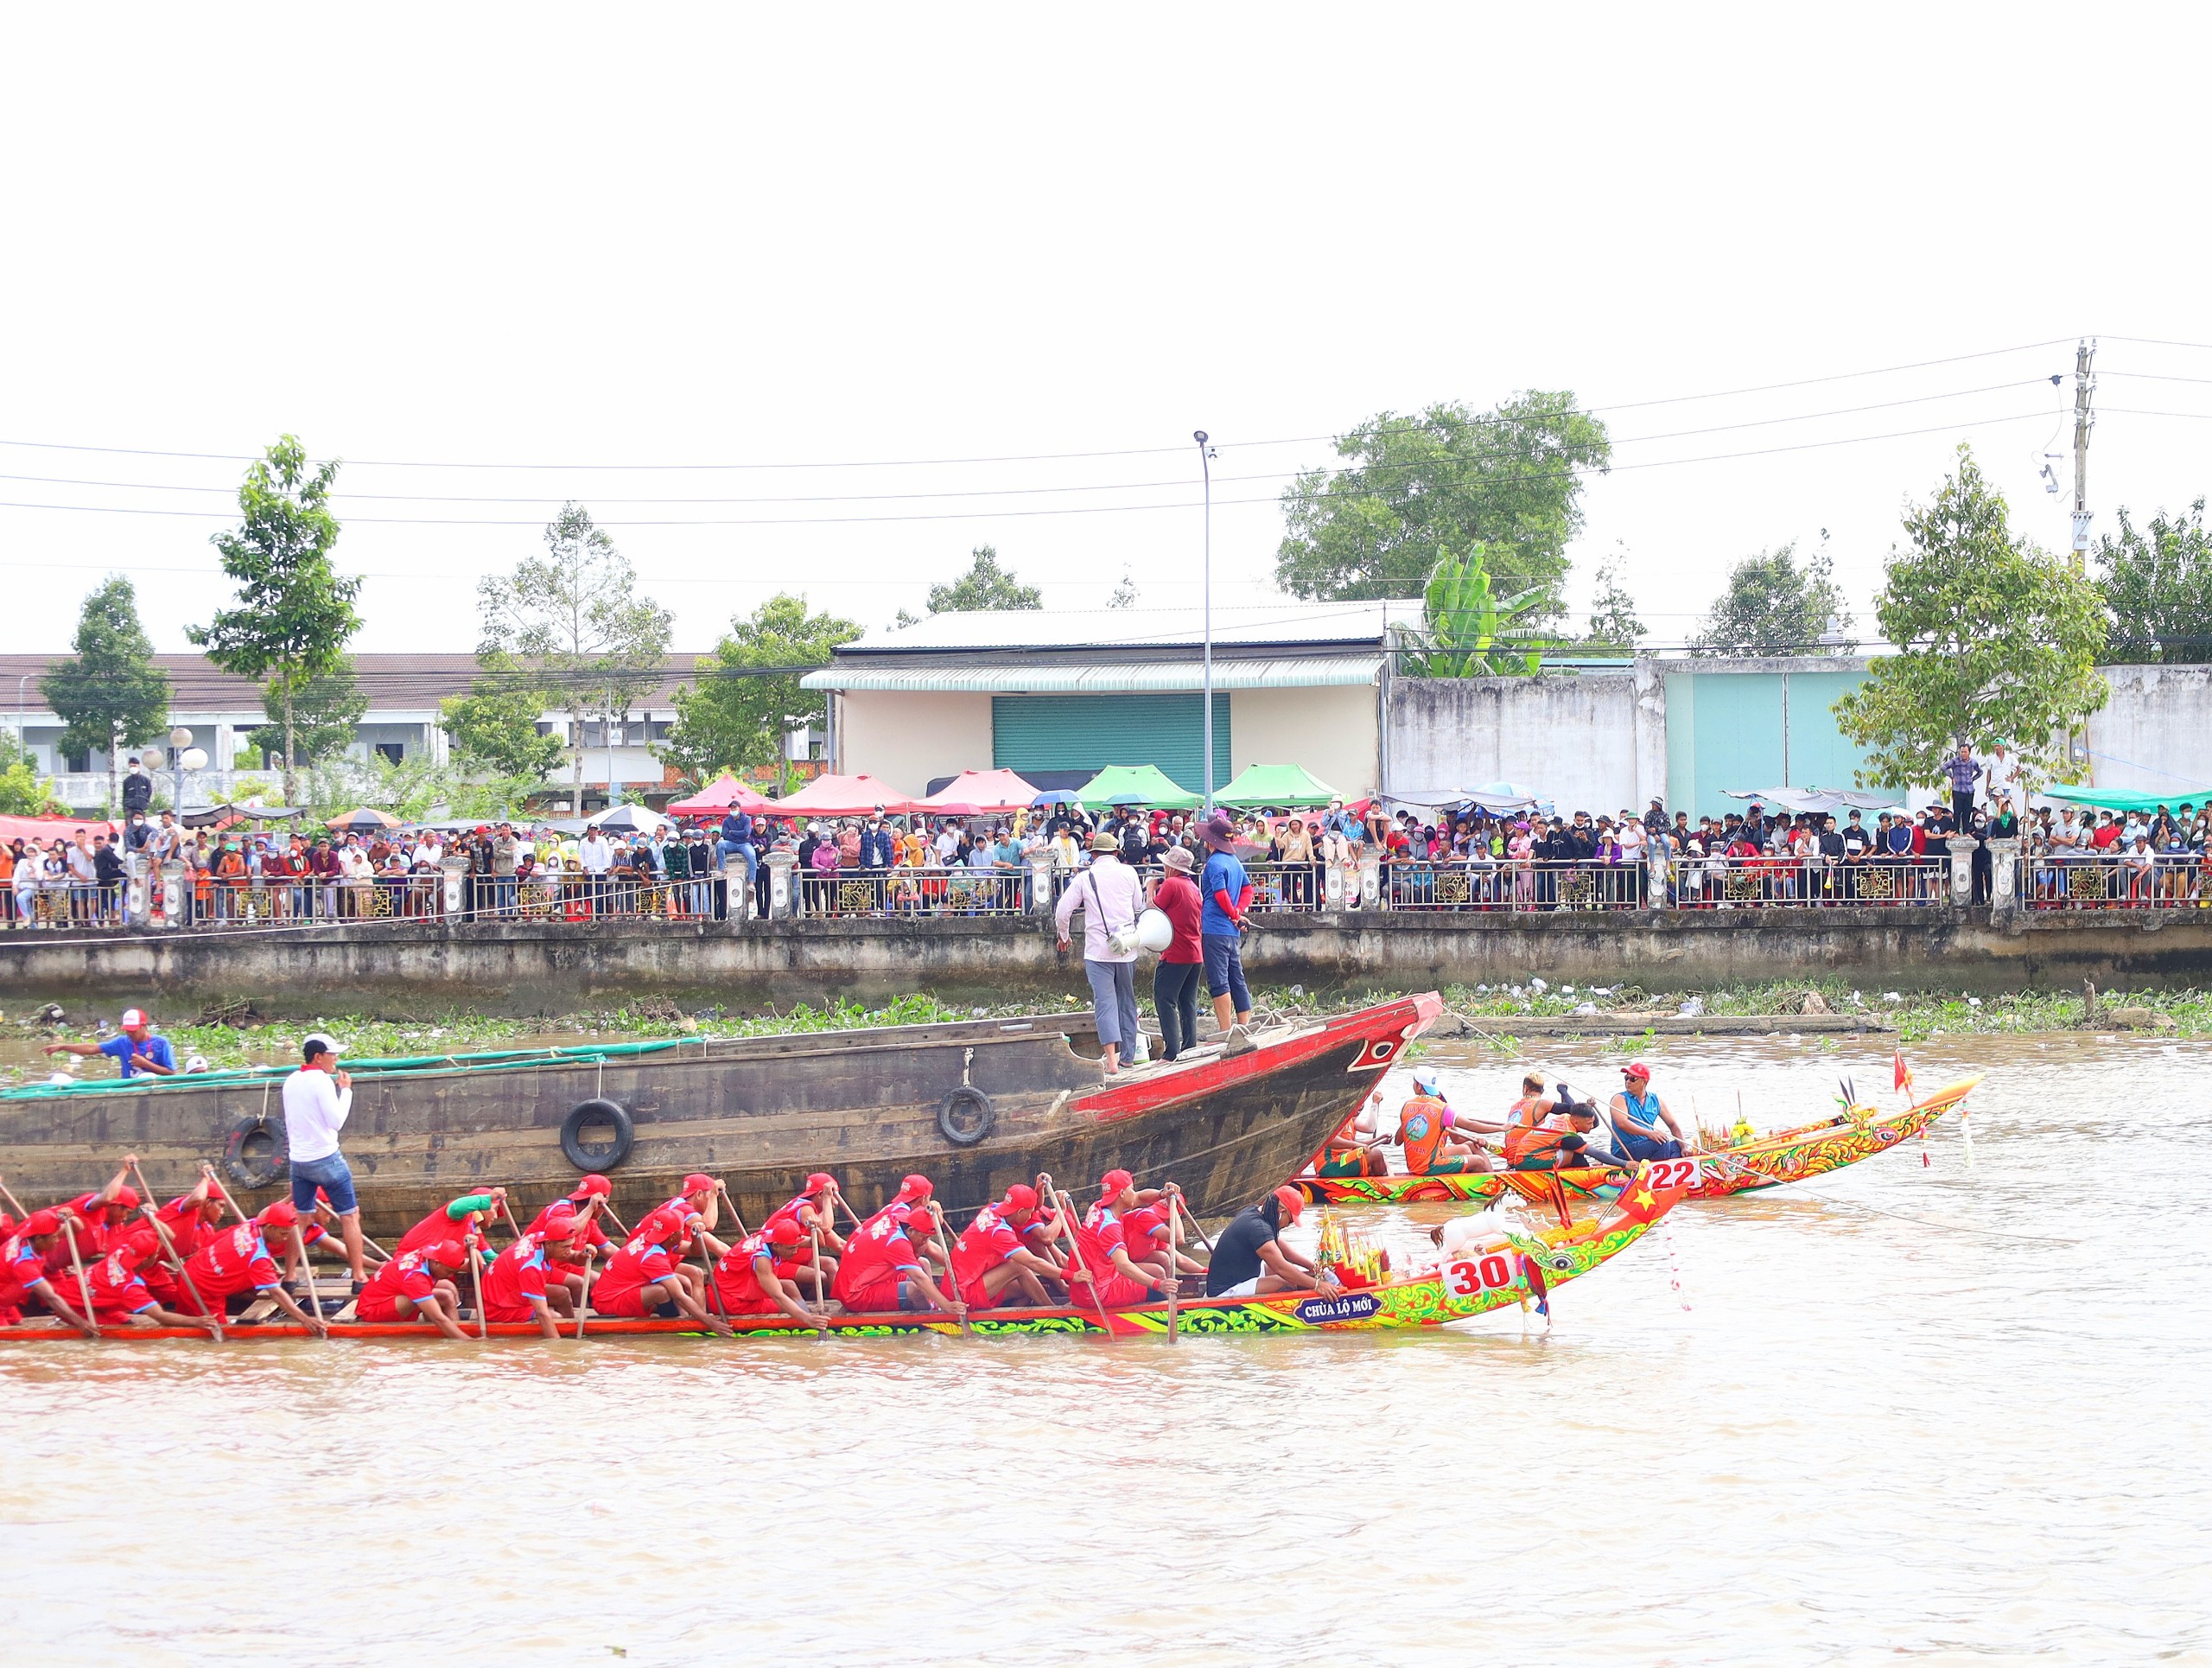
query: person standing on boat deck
[
  {"left": 42, "top": 1008, "right": 176, "bottom": 1078},
  {"left": 1197, "top": 813, "right": 1257, "bottom": 1056},
  {"left": 281, "top": 1033, "right": 368, "bottom": 1290},
  {"left": 1147, "top": 846, "right": 1205, "bottom": 1061},
  {"left": 1204, "top": 1187, "right": 1341, "bottom": 1300},
  {"left": 1054, "top": 831, "right": 1147, "bottom": 1076},
  {"left": 1607, "top": 1061, "right": 1688, "bottom": 1161}
]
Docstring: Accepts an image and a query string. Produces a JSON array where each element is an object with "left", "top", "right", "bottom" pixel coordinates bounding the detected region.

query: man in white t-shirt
[{"left": 281, "top": 1032, "right": 366, "bottom": 1289}]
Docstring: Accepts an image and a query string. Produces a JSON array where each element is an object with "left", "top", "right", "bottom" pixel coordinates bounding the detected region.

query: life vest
[{"left": 1398, "top": 1095, "right": 1453, "bottom": 1175}]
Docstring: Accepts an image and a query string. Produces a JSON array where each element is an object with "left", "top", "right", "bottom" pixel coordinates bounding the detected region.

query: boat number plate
[
  {"left": 1445, "top": 1252, "right": 1520, "bottom": 1297},
  {"left": 1646, "top": 1158, "right": 1702, "bottom": 1191},
  {"left": 1294, "top": 1291, "right": 1382, "bottom": 1325}
]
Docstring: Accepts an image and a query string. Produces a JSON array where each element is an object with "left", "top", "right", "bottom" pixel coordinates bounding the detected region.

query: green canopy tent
[
  {"left": 2037, "top": 783, "right": 2212, "bottom": 815},
  {"left": 1077, "top": 763, "right": 1201, "bottom": 810},
  {"left": 1216, "top": 762, "right": 1338, "bottom": 809}
]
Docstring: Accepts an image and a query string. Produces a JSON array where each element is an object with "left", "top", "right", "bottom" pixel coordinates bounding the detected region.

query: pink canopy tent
[
  {"left": 764, "top": 773, "right": 919, "bottom": 816},
  {"left": 0, "top": 814, "right": 118, "bottom": 846},
  {"left": 664, "top": 775, "right": 775, "bottom": 818},
  {"left": 913, "top": 768, "right": 1039, "bottom": 815}
]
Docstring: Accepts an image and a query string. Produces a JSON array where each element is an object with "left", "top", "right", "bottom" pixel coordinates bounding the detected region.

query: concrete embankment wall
[{"left": 3, "top": 912, "right": 2209, "bottom": 1018}]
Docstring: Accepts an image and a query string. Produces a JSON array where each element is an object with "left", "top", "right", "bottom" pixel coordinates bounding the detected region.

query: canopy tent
[
  {"left": 181, "top": 803, "right": 306, "bottom": 830},
  {"left": 585, "top": 804, "right": 677, "bottom": 836},
  {"left": 2037, "top": 783, "right": 2212, "bottom": 815},
  {"left": 664, "top": 775, "right": 775, "bottom": 818},
  {"left": 1389, "top": 782, "right": 1547, "bottom": 815},
  {"left": 915, "top": 768, "right": 1039, "bottom": 815},
  {"left": 1722, "top": 787, "right": 1904, "bottom": 815},
  {"left": 1076, "top": 764, "right": 1201, "bottom": 810},
  {"left": 765, "top": 773, "right": 918, "bottom": 816},
  {"left": 0, "top": 815, "right": 116, "bottom": 846},
  {"left": 327, "top": 807, "right": 399, "bottom": 833},
  {"left": 1216, "top": 763, "right": 1338, "bottom": 809}
]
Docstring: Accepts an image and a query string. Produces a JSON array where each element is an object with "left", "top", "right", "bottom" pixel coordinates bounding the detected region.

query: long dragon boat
[
  {"left": 0, "top": 1160, "right": 1688, "bottom": 1344},
  {"left": 0, "top": 995, "right": 1441, "bottom": 1238},
  {"left": 1292, "top": 1075, "right": 1981, "bottom": 1209}
]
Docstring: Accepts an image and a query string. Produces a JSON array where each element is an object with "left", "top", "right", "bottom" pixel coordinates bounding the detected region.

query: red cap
[
  {"left": 113, "top": 1185, "right": 140, "bottom": 1212},
  {"left": 1001, "top": 1183, "right": 1039, "bottom": 1215},
  {"left": 765, "top": 1215, "right": 808, "bottom": 1244},
  {"left": 568, "top": 1175, "right": 613, "bottom": 1200},
  {"left": 635, "top": 1209, "right": 685, "bottom": 1245},
  {"left": 539, "top": 1207, "right": 579, "bottom": 1239},
  {"left": 21, "top": 1207, "right": 63, "bottom": 1237},
  {"left": 427, "top": 1240, "right": 471, "bottom": 1268},
  {"left": 120, "top": 1008, "right": 149, "bottom": 1028},
  {"left": 118, "top": 1230, "right": 160, "bottom": 1266},
  {"left": 1622, "top": 1060, "right": 1652, "bottom": 1081},
  {"left": 1271, "top": 1186, "right": 1306, "bottom": 1223},
  {"left": 682, "top": 1173, "right": 716, "bottom": 1195},
  {"left": 804, "top": 1172, "right": 836, "bottom": 1194},
  {"left": 1099, "top": 1168, "right": 1135, "bottom": 1199},
  {"left": 894, "top": 1175, "right": 934, "bottom": 1202},
  {"left": 257, "top": 1201, "right": 300, "bottom": 1229}
]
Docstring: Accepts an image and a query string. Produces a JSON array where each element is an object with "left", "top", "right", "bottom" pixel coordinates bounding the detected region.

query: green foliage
[
  {"left": 1833, "top": 446, "right": 2107, "bottom": 791},
  {"left": 1402, "top": 544, "right": 1549, "bottom": 677},
  {"left": 0, "top": 729, "right": 61, "bottom": 816},
  {"left": 1693, "top": 538, "right": 1855, "bottom": 654},
  {"left": 1274, "top": 392, "right": 1611, "bottom": 620},
  {"left": 2094, "top": 500, "right": 2212, "bottom": 662},
  {"left": 244, "top": 654, "right": 365, "bottom": 769},
  {"left": 657, "top": 594, "right": 861, "bottom": 792},
  {"left": 41, "top": 577, "right": 172, "bottom": 795},
  {"left": 477, "top": 503, "right": 673, "bottom": 811},
  {"left": 1584, "top": 547, "right": 1644, "bottom": 650},
  {"left": 188, "top": 436, "right": 361, "bottom": 805},
  {"left": 440, "top": 651, "right": 565, "bottom": 781},
  {"left": 926, "top": 544, "right": 1040, "bottom": 612}
]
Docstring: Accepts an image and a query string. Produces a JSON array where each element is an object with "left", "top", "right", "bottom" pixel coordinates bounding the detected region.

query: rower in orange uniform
[
  {"left": 1394, "top": 1067, "right": 1502, "bottom": 1175},
  {"left": 356, "top": 1238, "right": 474, "bottom": 1338},
  {"left": 1313, "top": 1087, "right": 1391, "bottom": 1177},
  {"left": 1502, "top": 1074, "right": 1564, "bottom": 1168}
]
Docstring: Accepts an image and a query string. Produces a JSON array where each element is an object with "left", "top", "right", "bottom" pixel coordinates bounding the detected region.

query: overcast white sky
[{"left": 3, "top": 7, "right": 2209, "bottom": 658}]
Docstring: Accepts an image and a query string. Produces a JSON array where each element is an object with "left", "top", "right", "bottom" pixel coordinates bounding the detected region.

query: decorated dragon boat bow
[
  {"left": 1294, "top": 1075, "right": 1983, "bottom": 1209},
  {"left": 0, "top": 1162, "right": 1691, "bottom": 1344}
]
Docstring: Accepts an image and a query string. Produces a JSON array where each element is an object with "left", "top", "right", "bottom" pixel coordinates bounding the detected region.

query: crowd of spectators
[{"left": 2023, "top": 800, "right": 2212, "bottom": 907}]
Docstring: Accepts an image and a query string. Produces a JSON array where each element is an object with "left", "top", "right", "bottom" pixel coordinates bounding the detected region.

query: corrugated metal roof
[
  {"left": 803, "top": 655, "right": 1383, "bottom": 694},
  {"left": 837, "top": 602, "right": 1418, "bottom": 654}
]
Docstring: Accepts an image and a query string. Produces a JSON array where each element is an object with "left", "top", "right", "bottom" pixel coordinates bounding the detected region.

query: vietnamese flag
[{"left": 1893, "top": 1049, "right": 1914, "bottom": 1095}]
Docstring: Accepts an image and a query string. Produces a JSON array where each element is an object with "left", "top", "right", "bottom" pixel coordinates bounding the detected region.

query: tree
[
  {"left": 1274, "top": 392, "right": 1611, "bottom": 621},
  {"left": 656, "top": 594, "right": 862, "bottom": 794},
  {"left": 477, "top": 503, "right": 673, "bottom": 812},
  {"left": 188, "top": 436, "right": 361, "bottom": 805},
  {"left": 244, "top": 655, "right": 365, "bottom": 773},
  {"left": 2094, "top": 500, "right": 2212, "bottom": 662},
  {"left": 927, "top": 544, "right": 1040, "bottom": 612},
  {"left": 41, "top": 576, "right": 171, "bottom": 812},
  {"left": 1692, "top": 538, "right": 1855, "bottom": 655},
  {"left": 1585, "top": 546, "right": 1645, "bottom": 650},
  {"left": 1402, "top": 544, "right": 1550, "bottom": 677},
  {"left": 1833, "top": 445, "right": 2107, "bottom": 791},
  {"left": 440, "top": 653, "right": 566, "bottom": 782},
  {"left": 0, "top": 729, "right": 62, "bottom": 817}
]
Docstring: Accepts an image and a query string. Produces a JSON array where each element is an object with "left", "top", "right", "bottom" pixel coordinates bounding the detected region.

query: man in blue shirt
[
  {"left": 43, "top": 1007, "right": 177, "bottom": 1078},
  {"left": 1197, "top": 813, "right": 1256, "bottom": 1055}
]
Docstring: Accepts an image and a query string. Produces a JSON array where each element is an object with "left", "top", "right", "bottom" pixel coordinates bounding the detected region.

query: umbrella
[
  {"left": 586, "top": 804, "right": 677, "bottom": 835},
  {"left": 1030, "top": 789, "right": 1084, "bottom": 807},
  {"left": 327, "top": 807, "right": 399, "bottom": 833},
  {"left": 664, "top": 775, "right": 776, "bottom": 818}
]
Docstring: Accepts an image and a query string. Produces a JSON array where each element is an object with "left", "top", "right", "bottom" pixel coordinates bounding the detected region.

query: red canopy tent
[
  {"left": 664, "top": 775, "right": 776, "bottom": 818},
  {"left": 913, "top": 768, "right": 1039, "bottom": 816},
  {"left": 763, "top": 773, "right": 918, "bottom": 816},
  {"left": 0, "top": 814, "right": 118, "bottom": 846}
]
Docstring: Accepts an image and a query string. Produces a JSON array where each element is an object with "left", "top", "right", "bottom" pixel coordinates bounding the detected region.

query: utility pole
[
  {"left": 2069, "top": 338, "right": 2097, "bottom": 571},
  {"left": 1194, "top": 430, "right": 1216, "bottom": 813}
]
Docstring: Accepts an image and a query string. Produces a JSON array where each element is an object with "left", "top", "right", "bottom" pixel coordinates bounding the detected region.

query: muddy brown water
[{"left": 2, "top": 1032, "right": 2205, "bottom": 1665}]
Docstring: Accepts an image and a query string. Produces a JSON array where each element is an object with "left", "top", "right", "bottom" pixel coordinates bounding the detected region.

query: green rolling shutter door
[{"left": 992, "top": 694, "right": 1231, "bottom": 792}]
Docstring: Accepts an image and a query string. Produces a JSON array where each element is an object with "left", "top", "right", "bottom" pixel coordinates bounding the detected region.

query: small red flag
[{"left": 1893, "top": 1049, "right": 1913, "bottom": 1093}]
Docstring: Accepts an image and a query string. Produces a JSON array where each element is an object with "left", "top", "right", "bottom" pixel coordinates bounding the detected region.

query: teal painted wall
[
  {"left": 992, "top": 693, "right": 1232, "bottom": 792},
  {"left": 1664, "top": 666, "right": 1894, "bottom": 819}
]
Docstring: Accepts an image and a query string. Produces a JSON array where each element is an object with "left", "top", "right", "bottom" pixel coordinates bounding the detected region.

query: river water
[{"left": 3, "top": 1033, "right": 2207, "bottom": 1665}]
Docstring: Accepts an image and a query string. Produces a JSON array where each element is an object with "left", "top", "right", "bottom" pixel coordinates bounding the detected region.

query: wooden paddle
[
  {"left": 695, "top": 1224, "right": 731, "bottom": 1329},
  {"left": 0, "top": 1171, "right": 31, "bottom": 1220},
  {"left": 1051, "top": 1185, "right": 1118, "bottom": 1338},
  {"left": 807, "top": 1226, "right": 829, "bottom": 1341},
  {"left": 573, "top": 1246, "right": 597, "bottom": 1340},
  {"left": 124, "top": 1159, "right": 224, "bottom": 1341},
  {"left": 290, "top": 1226, "right": 332, "bottom": 1338},
  {"left": 59, "top": 1216, "right": 100, "bottom": 1339},
  {"left": 1173, "top": 1190, "right": 1214, "bottom": 1255},
  {"left": 930, "top": 1203, "right": 972, "bottom": 1336},
  {"left": 713, "top": 1182, "right": 752, "bottom": 1239},
  {"left": 1165, "top": 1189, "right": 1180, "bottom": 1344}
]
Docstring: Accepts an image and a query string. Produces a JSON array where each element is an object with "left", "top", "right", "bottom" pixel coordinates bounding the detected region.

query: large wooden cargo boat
[{"left": 0, "top": 995, "right": 1440, "bottom": 1238}]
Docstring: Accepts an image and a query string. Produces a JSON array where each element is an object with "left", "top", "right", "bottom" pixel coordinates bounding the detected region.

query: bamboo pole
[{"left": 60, "top": 1217, "right": 99, "bottom": 1340}]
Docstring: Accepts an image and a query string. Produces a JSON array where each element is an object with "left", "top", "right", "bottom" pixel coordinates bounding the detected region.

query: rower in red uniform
[
  {"left": 1071, "top": 1198, "right": 1179, "bottom": 1309},
  {"left": 179, "top": 1203, "right": 328, "bottom": 1334},
  {"left": 1083, "top": 1168, "right": 1162, "bottom": 1234},
  {"left": 355, "top": 1238, "right": 473, "bottom": 1339},
  {"left": 588, "top": 1209, "right": 730, "bottom": 1334},
  {"left": 712, "top": 1224, "right": 835, "bottom": 1326},
  {"left": 654, "top": 1175, "right": 721, "bottom": 1254},
  {"left": 1115, "top": 1205, "right": 1196, "bottom": 1288},
  {"left": 0, "top": 1209, "right": 99, "bottom": 1335},
  {"left": 760, "top": 1172, "right": 845, "bottom": 1284},
  {"left": 830, "top": 1194, "right": 967, "bottom": 1320},
  {"left": 395, "top": 1190, "right": 508, "bottom": 1257},
  {"left": 481, "top": 1208, "right": 582, "bottom": 1338},
  {"left": 531, "top": 1175, "right": 616, "bottom": 1311},
  {"left": 81, "top": 1231, "right": 220, "bottom": 1331},
  {"left": 950, "top": 1184, "right": 1068, "bottom": 1310},
  {"left": 47, "top": 1156, "right": 142, "bottom": 1277}
]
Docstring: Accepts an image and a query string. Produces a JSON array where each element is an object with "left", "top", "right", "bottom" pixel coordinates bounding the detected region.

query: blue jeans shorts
[
  {"left": 1202, "top": 932, "right": 1251, "bottom": 1012},
  {"left": 289, "top": 1149, "right": 359, "bottom": 1214}
]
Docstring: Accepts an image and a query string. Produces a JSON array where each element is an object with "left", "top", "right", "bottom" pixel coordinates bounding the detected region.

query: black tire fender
[
  {"left": 561, "top": 1098, "right": 634, "bottom": 1172},
  {"left": 937, "top": 1085, "right": 995, "bottom": 1148},
  {"left": 222, "top": 1116, "right": 288, "bottom": 1190}
]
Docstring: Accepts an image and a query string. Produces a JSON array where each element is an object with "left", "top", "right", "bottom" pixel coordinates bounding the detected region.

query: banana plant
[{"left": 1405, "top": 544, "right": 1553, "bottom": 676}]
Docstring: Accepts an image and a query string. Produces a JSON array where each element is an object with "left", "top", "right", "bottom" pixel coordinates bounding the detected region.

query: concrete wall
[
  {"left": 1388, "top": 669, "right": 1660, "bottom": 812},
  {"left": 7, "top": 910, "right": 2207, "bottom": 1017},
  {"left": 2085, "top": 665, "right": 2212, "bottom": 796},
  {"left": 833, "top": 691, "right": 994, "bottom": 799},
  {"left": 1231, "top": 684, "right": 1379, "bottom": 799}
]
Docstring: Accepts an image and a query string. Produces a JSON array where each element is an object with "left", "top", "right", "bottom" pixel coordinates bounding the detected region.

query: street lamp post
[{"left": 1194, "top": 430, "right": 1217, "bottom": 812}]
